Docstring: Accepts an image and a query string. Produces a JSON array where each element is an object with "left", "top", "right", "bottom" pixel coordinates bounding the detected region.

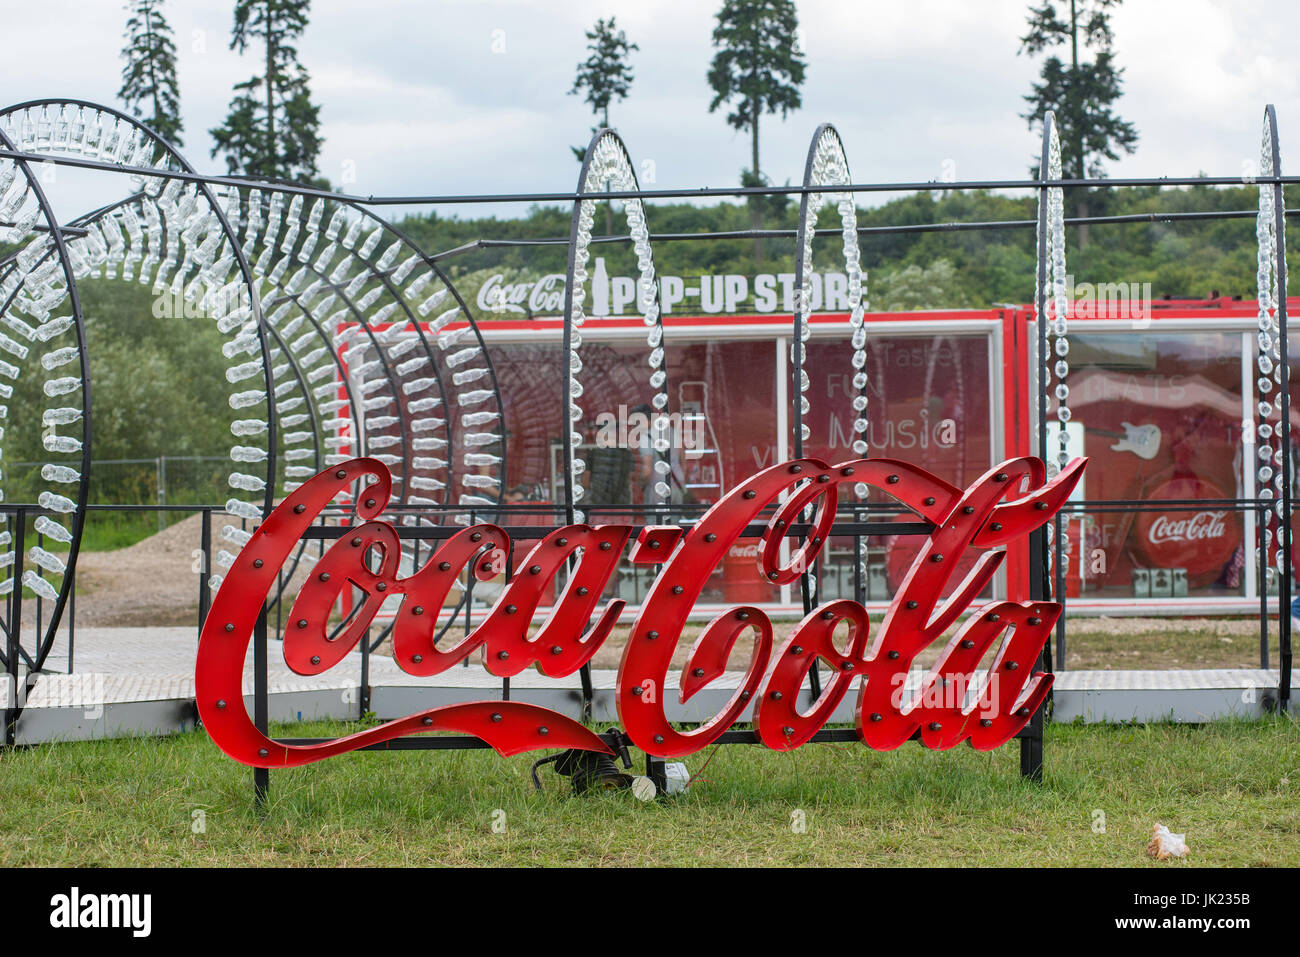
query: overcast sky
[{"left": 6, "top": 0, "right": 1300, "bottom": 221}]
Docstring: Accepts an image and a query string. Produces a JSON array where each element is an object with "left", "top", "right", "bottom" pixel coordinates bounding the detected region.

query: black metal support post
[
  {"left": 1020, "top": 115, "right": 1057, "bottom": 783},
  {"left": 1054, "top": 529, "right": 1066, "bottom": 672},
  {"left": 1260, "top": 501, "right": 1271, "bottom": 669},
  {"left": 853, "top": 507, "right": 865, "bottom": 604},
  {"left": 253, "top": 602, "right": 269, "bottom": 810},
  {"left": 359, "top": 620, "right": 371, "bottom": 719},
  {"left": 67, "top": 567, "right": 75, "bottom": 674},
  {"left": 1022, "top": 527, "right": 1047, "bottom": 782},
  {"left": 198, "top": 507, "right": 212, "bottom": 644},
  {"left": 3, "top": 509, "right": 21, "bottom": 747}
]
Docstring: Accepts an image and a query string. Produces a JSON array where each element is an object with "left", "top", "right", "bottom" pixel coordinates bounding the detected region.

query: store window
[
  {"left": 1050, "top": 330, "right": 1247, "bottom": 599},
  {"left": 804, "top": 333, "right": 996, "bottom": 601},
  {"left": 490, "top": 329, "right": 998, "bottom": 606}
]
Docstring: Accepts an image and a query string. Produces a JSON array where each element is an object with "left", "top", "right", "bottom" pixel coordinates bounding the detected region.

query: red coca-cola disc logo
[{"left": 1133, "top": 476, "right": 1241, "bottom": 582}]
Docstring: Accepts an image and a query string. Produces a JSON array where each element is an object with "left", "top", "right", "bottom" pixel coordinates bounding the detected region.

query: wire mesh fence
[{"left": 4, "top": 456, "right": 228, "bottom": 545}]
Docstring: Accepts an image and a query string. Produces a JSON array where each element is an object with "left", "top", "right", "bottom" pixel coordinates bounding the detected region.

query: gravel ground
[
  {"left": 33, "top": 511, "right": 320, "bottom": 628},
  {"left": 67, "top": 511, "right": 220, "bottom": 626}
]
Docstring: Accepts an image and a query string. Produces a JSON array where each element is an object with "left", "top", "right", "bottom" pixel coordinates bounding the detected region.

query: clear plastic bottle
[
  {"left": 22, "top": 570, "right": 58, "bottom": 601},
  {"left": 33, "top": 515, "right": 73, "bottom": 543},
  {"left": 43, "top": 434, "right": 82, "bottom": 454},
  {"left": 228, "top": 472, "right": 266, "bottom": 492},
  {"left": 230, "top": 446, "right": 268, "bottom": 463},
  {"left": 38, "top": 490, "right": 77, "bottom": 513},
  {"left": 40, "top": 463, "right": 80, "bottom": 484}
]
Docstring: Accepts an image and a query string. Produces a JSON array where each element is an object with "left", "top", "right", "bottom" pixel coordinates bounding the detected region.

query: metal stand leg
[
  {"left": 1020, "top": 709, "right": 1044, "bottom": 782},
  {"left": 1021, "top": 524, "right": 1048, "bottom": 781},
  {"left": 254, "top": 603, "right": 269, "bottom": 810},
  {"left": 198, "top": 508, "right": 212, "bottom": 645},
  {"left": 579, "top": 664, "right": 594, "bottom": 723},
  {"left": 4, "top": 509, "right": 25, "bottom": 749}
]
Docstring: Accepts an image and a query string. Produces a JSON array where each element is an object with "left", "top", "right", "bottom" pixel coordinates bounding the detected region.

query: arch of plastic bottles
[{"left": 0, "top": 99, "right": 508, "bottom": 673}]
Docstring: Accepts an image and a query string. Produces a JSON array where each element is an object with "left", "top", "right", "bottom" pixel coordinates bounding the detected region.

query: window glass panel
[{"left": 1053, "top": 331, "right": 1246, "bottom": 599}]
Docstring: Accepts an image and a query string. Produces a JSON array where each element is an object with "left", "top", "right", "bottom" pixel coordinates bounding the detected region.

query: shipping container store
[{"left": 339, "top": 293, "right": 1298, "bottom": 620}]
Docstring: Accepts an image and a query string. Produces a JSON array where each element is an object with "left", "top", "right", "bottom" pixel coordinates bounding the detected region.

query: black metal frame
[
  {"left": 0, "top": 124, "right": 91, "bottom": 729},
  {"left": 558, "top": 128, "right": 671, "bottom": 717},
  {"left": 791, "top": 123, "right": 845, "bottom": 703},
  {"left": 1030, "top": 108, "right": 1293, "bottom": 714},
  {"left": 1265, "top": 105, "right": 1293, "bottom": 712},
  {"left": 0, "top": 99, "right": 1292, "bottom": 807},
  {"left": 0, "top": 100, "right": 278, "bottom": 687}
]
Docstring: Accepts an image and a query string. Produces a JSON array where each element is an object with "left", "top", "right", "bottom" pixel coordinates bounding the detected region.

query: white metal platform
[{"left": 3, "top": 627, "right": 1295, "bottom": 746}]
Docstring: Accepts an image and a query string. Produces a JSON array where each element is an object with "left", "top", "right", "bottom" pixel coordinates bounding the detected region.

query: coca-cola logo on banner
[
  {"left": 1148, "top": 510, "right": 1227, "bottom": 546},
  {"left": 1133, "top": 476, "right": 1241, "bottom": 583}
]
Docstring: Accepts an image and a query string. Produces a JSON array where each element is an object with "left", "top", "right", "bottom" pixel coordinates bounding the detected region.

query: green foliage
[
  {"left": 7, "top": 279, "right": 235, "bottom": 513},
  {"left": 210, "top": 0, "right": 322, "bottom": 183},
  {"left": 871, "top": 260, "right": 976, "bottom": 311},
  {"left": 398, "top": 183, "right": 1298, "bottom": 309},
  {"left": 119, "top": 0, "right": 183, "bottom": 146},
  {"left": 740, "top": 167, "right": 792, "bottom": 224},
  {"left": 1020, "top": 0, "right": 1138, "bottom": 178}
]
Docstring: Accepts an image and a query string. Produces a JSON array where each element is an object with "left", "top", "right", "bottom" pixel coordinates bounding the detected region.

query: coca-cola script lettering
[
  {"left": 1147, "top": 511, "right": 1227, "bottom": 545},
  {"left": 195, "top": 454, "right": 1085, "bottom": 768}
]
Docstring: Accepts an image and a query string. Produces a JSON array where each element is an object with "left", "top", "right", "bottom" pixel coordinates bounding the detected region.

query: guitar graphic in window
[{"left": 1087, "top": 422, "right": 1162, "bottom": 460}]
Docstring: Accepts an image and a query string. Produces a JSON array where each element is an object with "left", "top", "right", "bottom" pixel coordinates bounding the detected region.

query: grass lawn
[{"left": 2, "top": 717, "right": 1297, "bottom": 867}]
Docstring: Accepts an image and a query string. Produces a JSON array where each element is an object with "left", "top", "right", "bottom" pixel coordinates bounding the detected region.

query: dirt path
[{"left": 50, "top": 512, "right": 317, "bottom": 628}]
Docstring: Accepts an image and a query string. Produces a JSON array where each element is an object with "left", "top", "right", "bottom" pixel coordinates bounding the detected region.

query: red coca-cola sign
[
  {"left": 1133, "top": 476, "right": 1241, "bottom": 583},
  {"left": 196, "top": 454, "right": 1084, "bottom": 769}
]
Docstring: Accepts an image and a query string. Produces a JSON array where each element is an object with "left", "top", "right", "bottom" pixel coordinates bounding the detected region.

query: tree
[
  {"left": 570, "top": 17, "right": 637, "bottom": 138},
  {"left": 707, "top": 0, "right": 805, "bottom": 263},
  {"left": 870, "top": 260, "right": 974, "bottom": 311},
  {"left": 118, "top": 0, "right": 184, "bottom": 145},
  {"left": 570, "top": 17, "right": 638, "bottom": 236},
  {"left": 1020, "top": 0, "right": 1138, "bottom": 244},
  {"left": 209, "top": 0, "right": 322, "bottom": 183}
]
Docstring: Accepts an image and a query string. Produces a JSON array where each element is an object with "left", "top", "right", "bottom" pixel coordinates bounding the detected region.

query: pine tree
[
  {"left": 707, "top": 0, "right": 805, "bottom": 263},
  {"left": 118, "top": 0, "right": 184, "bottom": 146},
  {"left": 569, "top": 17, "right": 638, "bottom": 236},
  {"left": 209, "top": 0, "right": 322, "bottom": 183},
  {"left": 570, "top": 17, "right": 638, "bottom": 137},
  {"left": 1020, "top": 0, "right": 1138, "bottom": 243}
]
